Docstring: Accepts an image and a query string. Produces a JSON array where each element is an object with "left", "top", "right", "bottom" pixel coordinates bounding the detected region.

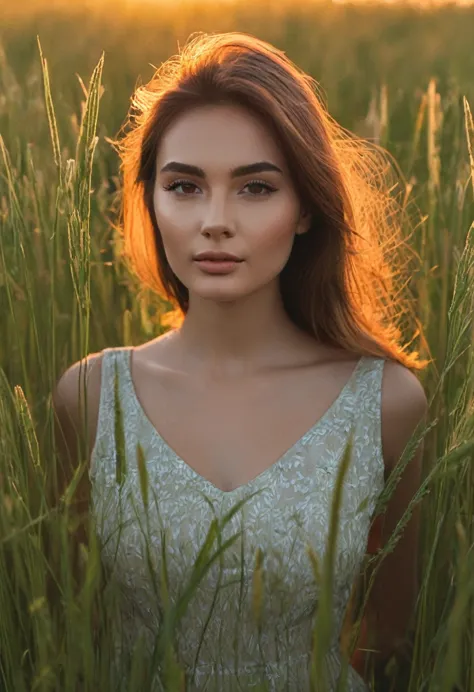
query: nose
[
  {"left": 199, "top": 193, "right": 237, "bottom": 237},
  {"left": 201, "top": 225, "right": 234, "bottom": 239}
]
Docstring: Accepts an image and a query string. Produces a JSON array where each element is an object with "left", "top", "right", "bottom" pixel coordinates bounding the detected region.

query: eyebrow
[{"left": 159, "top": 161, "right": 284, "bottom": 178}]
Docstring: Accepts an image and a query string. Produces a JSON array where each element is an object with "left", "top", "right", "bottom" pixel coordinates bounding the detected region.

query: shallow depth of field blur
[{"left": 0, "top": 0, "right": 473, "bottom": 690}]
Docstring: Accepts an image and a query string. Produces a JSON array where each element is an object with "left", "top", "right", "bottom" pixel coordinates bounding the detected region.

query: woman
[{"left": 53, "top": 31, "right": 429, "bottom": 691}]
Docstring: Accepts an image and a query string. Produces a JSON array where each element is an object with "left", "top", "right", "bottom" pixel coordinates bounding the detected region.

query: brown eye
[
  {"left": 163, "top": 180, "right": 198, "bottom": 195},
  {"left": 244, "top": 180, "right": 277, "bottom": 196}
]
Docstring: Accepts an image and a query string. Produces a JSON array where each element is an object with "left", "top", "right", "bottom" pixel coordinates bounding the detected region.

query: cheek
[
  {"left": 160, "top": 230, "right": 189, "bottom": 272},
  {"left": 153, "top": 208, "right": 188, "bottom": 263},
  {"left": 251, "top": 218, "right": 296, "bottom": 257},
  {"left": 240, "top": 222, "right": 296, "bottom": 284}
]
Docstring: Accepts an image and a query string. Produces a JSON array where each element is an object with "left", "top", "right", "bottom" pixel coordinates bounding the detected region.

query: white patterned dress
[{"left": 89, "top": 346, "right": 386, "bottom": 691}]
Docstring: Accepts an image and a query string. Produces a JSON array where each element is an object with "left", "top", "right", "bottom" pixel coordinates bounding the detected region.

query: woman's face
[{"left": 153, "top": 103, "right": 310, "bottom": 304}]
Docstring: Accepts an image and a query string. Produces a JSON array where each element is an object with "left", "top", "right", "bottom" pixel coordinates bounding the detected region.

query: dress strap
[
  {"left": 359, "top": 356, "right": 385, "bottom": 462},
  {"left": 352, "top": 356, "right": 387, "bottom": 519},
  {"left": 89, "top": 347, "right": 133, "bottom": 479}
]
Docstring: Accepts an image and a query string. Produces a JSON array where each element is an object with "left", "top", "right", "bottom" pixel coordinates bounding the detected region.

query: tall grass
[{"left": 0, "top": 3, "right": 473, "bottom": 689}]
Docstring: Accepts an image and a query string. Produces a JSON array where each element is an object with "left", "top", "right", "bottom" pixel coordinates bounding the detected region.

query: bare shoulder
[
  {"left": 380, "top": 359, "right": 429, "bottom": 471},
  {"left": 52, "top": 350, "right": 105, "bottom": 469}
]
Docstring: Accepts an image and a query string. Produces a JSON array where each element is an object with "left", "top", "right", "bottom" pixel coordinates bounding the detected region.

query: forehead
[{"left": 156, "top": 104, "right": 284, "bottom": 169}]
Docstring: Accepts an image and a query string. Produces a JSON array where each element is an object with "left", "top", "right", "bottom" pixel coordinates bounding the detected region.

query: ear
[{"left": 295, "top": 209, "right": 311, "bottom": 236}]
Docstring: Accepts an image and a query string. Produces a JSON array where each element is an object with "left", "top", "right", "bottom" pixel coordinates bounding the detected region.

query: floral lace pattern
[{"left": 89, "top": 347, "right": 386, "bottom": 691}]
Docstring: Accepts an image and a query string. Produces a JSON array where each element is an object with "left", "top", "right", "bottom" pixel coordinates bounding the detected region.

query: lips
[
  {"left": 194, "top": 252, "right": 243, "bottom": 262},
  {"left": 195, "top": 258, "right": 242, "bottom": 274}
]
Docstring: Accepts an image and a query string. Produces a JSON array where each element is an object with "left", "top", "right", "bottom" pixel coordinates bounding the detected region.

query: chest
[{"left": 128, "top": 357, "right": 363, "bottom": 493}]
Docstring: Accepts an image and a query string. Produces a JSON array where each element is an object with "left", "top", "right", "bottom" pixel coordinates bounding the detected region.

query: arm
[
  {"left": 50, "top": 352, "right": 103, "bottom": 592},
  {"left": 354, "top": 360, "right": 428, "bottom": 679}
]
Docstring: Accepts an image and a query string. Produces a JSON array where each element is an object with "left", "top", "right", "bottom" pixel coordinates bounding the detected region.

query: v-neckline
[{"left": 121, "top": 348, "right": 366, "bottom": 495}]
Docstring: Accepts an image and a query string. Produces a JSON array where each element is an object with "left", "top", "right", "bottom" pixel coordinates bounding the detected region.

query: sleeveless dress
[{"left": 89, "top": 346, "right": 386, "bottom": 691}]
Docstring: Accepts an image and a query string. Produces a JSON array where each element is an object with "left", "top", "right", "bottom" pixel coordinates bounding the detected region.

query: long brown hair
[{"left": 114, "top": 31, "right": 430, "bottom": 371}]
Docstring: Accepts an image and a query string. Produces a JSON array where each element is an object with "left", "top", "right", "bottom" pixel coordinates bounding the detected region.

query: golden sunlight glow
[{"left": 10, "top": 0, "right": 474, "bottom": 10}]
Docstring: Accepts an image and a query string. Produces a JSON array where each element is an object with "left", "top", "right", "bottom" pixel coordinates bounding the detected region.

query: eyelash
[{"left": 162, "top": 178, "right": 278, "bottom": 197}]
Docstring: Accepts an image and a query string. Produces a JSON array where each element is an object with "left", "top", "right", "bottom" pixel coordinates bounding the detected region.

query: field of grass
[{"left": 0, "top": 0, "right": 474, "bottom": 690}]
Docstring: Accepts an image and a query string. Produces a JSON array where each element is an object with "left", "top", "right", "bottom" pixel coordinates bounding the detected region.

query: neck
[{"left": 171, "top": 287, "right": 312, "bottom": 378}]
